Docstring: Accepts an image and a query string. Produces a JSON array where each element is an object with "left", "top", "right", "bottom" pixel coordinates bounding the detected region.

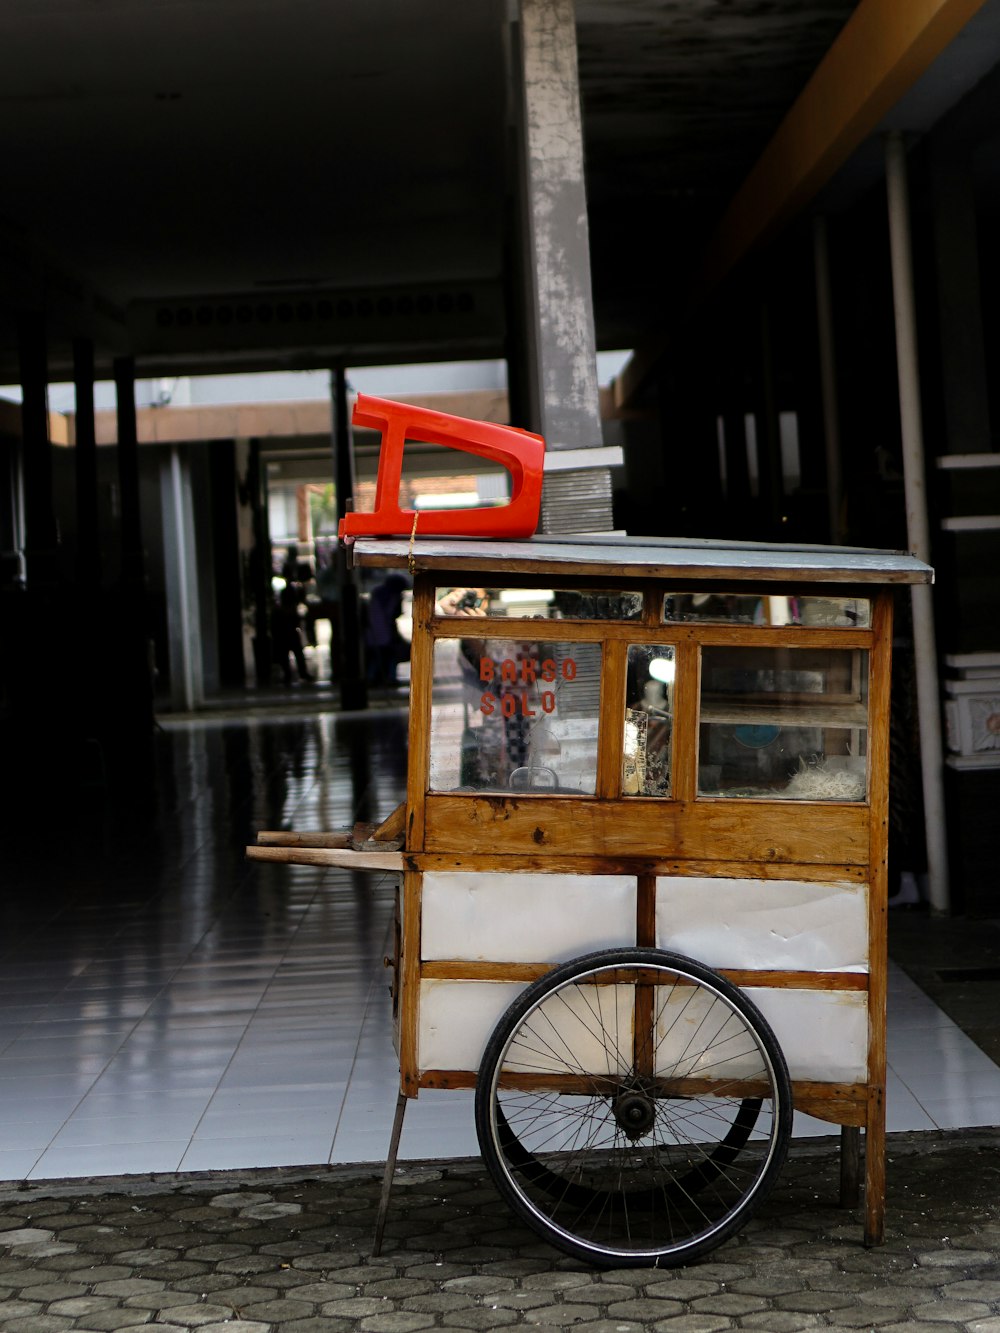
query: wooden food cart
[{"left": 251, "top": 531, "right": 931, "bottom": 1267}]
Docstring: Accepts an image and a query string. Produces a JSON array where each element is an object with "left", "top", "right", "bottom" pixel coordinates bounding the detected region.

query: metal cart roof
[{"left": 349, "top": 534, "right": 933, "bottom": 585}]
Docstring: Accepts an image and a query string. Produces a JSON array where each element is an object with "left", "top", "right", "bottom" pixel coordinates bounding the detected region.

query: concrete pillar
[
  {"left": 73, "top": 338, "right": 101, "bottom": 588},
  {"left": 331, "top": 365, "right": 367, "bottom": 709},
  {"left": 114, "top": 356, "right": 145, "bottom": 584},
  {"left": 885, "top": 132, "right": 950, "bottom": 915},
  {"left": 161, "top": 446, "right": 203, "bottom": 713},
  {"left": 16, "top": 311, "right": 58, "bottom": 576},
  {"left": 513, "top": 0, "right": 616, "bottom": 533}
]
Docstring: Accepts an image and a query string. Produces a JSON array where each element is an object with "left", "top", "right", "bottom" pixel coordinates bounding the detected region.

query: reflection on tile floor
[{"left": 0, "top": 703, "right": 998, "bottom": 1181}]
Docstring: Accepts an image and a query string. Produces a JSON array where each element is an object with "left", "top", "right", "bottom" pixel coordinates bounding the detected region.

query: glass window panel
[
  {"left": 663, "top": 593, "right": 870, "bottom": 629},
  {"left": 436, "top": 587, "right": 642, "bottom": 620},
  {"left": 622, "top": 644, "right": 675, "bottom": 798},
  {"left": 698, "top": 646, "right": 868, "bottom": 801},
  {"left": 429, "top": 637, "right": 601, "bottom": 794}
]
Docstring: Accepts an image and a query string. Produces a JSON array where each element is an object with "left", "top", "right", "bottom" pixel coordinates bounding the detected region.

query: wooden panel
[
  {"left": 398, "top": 867, "right": 422, "bottom": 1096},
  {"left": 419, "top": 960, "right": 867, "bottom": 990},
  {"left": 405, "top": 578, "right": 436, "bottom": 851},
  {"left": 671, "top": 641, "right": 699, "bottom": 802},
  {"left": 431, "top": 618, "right": 872, "bottom": 650},
  {"left": 418, "top": 1067, "right": 867, "bottom": 1126},
  {"left": 254, "top": 830, "right": 352, "bottom": 848},
  {"left": 412, "top": 853, "right": 867, "bottom": 881},
  {"left": 423, "top": 794, "right": 870, "bottom": 864},
  {"left": 597, "top": 640, "right": 628, "bottom": 798},
  {"left": 246, "top": 845, "right": 404, "bottom": 872},
  {"left": 864, "top": 590, "right": 893, "bottom": 1247}
]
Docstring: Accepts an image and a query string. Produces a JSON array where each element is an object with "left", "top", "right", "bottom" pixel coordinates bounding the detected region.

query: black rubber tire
[{"left": 475, "top": 947, "right": 792, "bottom": 1268}]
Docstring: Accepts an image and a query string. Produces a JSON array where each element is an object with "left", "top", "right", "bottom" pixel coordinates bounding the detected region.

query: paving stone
[
  {"left": 402, "top": 1293, "right": 482, "bottom": 1313},
  {"left": 690, "top": 1292, "right": 768, "bottom": 1315},
  {"left": 439, "top": 1310, "right": 521, "bottom": 1329},
  {"left": 92, "top": 1279, "right": 166, "bottom": 1298},
  {"left": 523, "top": 1304, "right": 602, "bottom": 1325},
  {"left": 649, "top": 1316, "right": 732, "bottom": 1333},
  {"left": 773, "top": 1290, "right": 858, "bottom": 1313},
  {"left": 321, "top": 1297, "right": 398, "bottom": 1317},
  {"left": 238, "top": 1298, "right": 319, "bottom": 1321},
  {"left": 191, "top": 1323, "right": 273, "bottom": 1333},
  {"left": 65, "top": 1311, "right": 162, "bottom": 1331},
  {"left": 642, "top": 1280, "right": 719, "bottom": 1300},
  {"left": 0, "top": 1303, "right": 43, "bottom": 1321},
  {"left": 741, "top": 1313, "right": 823, "bottom": 1331},
  {"left": 942, "top": 1278, "right": 1000, "bottom": 1299},
  {"left": 560, "top": 1282, "right": 636, "bottom": 1304},
  {"left": 358, "top": 1314, "right": 438, "bottom": 1332},
  {"left": 142, "top": 1305, "right": 237, "bottom": 1327},
  {"left": 365, "top": 1277, "right": 437, "bottom": 1297},
  {"left": 608, "top": 1297, "right": 687, "bottom": 1320},
  {"left": 911, "top": 1298, "right": 993, "bottom": 1321},
  {"left": 1, "top": 1318, "right": 76, "bottom": 1332},
  {"left": 827, "top": 1310, "right": 913, "bottom": 1328}
]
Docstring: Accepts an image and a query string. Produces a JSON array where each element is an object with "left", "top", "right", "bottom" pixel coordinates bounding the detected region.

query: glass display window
[
  {"left": 622, "top": 644, "right": 675, "bottom": 797},
  {"left": 429, "top": 637, "right": 601, "bottom": 793},
  {"left": 698, "top": 646, "right": 869, "bottom": 800},
  {"left": 436, "top": 587, "right": 642, "bottom": 620},
  {"left": 664, "top": 592, "right": 870, "bottom": 629}
]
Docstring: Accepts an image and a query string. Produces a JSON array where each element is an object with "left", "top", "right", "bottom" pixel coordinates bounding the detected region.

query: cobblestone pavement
[{"left": 1, "top": 1129, "right": 999, "bottom": 1333}]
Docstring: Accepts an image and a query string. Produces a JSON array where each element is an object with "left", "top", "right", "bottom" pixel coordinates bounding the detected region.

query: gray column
[
  {"left": 17, "top": 311, "right": 58, "bottom": 577},
  {"left": 331, "top": 365, "right": 367, "bottom": 709},
  {"left": 514, "top": 0, "right": 617, "bottom": 533},
  {"left": 885, "top": 132, "right": 949, "bottom": 915},
  {"left": 161, "top": 446, "right": 203, "bottom": 713},
  {"left": 73, "top": 337, "right": 101, "bottom": 588}
]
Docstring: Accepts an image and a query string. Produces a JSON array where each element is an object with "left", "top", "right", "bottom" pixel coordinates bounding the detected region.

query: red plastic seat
[{"left": 338, "top": 394, "right": 545, "bottom": 540}]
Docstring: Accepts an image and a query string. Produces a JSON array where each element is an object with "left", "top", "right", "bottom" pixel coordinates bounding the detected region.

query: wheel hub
[{"left": 613, "top": 1088, "right": 656, "bottom": 1140}]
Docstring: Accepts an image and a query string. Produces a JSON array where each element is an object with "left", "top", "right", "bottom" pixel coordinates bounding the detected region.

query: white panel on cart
[
  {"left": 747, "top": 988, "right": 868, "bottom": 1083},
  {"left": 655, "top": 877, "right": 868, "bottom": 972},
  {"left": 418, "top": 978, "right": 637, "bottom": 1077},
  {"left": 419, "top": 980, "right": 525, "bottom": 1073},
  {"left": 422, "top": 873, "right": 636, "bottom": 962}
]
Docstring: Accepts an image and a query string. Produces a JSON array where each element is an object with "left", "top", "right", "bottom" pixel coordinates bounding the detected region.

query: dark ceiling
[{"left": 0, "top": 0, "right": 906, "bottom": 382}]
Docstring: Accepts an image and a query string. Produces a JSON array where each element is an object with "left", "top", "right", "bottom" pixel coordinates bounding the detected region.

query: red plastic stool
[{"left": 338, "top": 394, "right": 545, "bottom": 540}]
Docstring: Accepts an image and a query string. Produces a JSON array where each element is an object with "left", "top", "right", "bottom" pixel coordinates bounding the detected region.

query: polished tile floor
[{"left": 1, "top": 699, "right": 998, "bottom": 1183}]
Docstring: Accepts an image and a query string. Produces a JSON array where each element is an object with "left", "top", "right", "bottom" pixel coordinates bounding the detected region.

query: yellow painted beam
[{"left": 615, "top": 0, "right": 990, "bottom": 408}]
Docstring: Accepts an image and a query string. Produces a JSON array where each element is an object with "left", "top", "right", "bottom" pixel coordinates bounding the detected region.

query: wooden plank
[
  {"left": 253, "top": 830, "right": 352, "bottom": 848},
  {"left": 419, "top": 960, "right": 867, "bottom": 990},
  {"left": 399, "top": 867, "right": 422, "bottom": 1097},
  {"left": 418, "top": 1069, "right": 868, "bottom": 1123},
  {"left": 430, "top": 618, "right": 873, "bottom": 649},
  {"left": 597, "top": 640, "right": 627, "bottom": 798},
  {"left": 406, "top": 578, "right": 436, "bottom": 851},
  {"left": 423, "top": 794, "right": 870, "bottom": 864},
  {"left": 373, "top": 802, "right": 407, "bottom": 842},
  {"left": 671, "top": 641, "right": 699, "bottom": 802},
  {"left": 411, "top": 853, "right": 867, "bottom": 881},
  {"left": 246, "top": 845, "right": 404, "bottom": 872},
  {"left": 864, "top": 588, "right": 893, "bottom": 1247}
]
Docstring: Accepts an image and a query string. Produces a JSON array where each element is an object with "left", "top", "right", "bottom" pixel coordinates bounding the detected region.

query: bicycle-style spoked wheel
[{"left": 475, "top": 948, "right": 792, "bottom": 1267}]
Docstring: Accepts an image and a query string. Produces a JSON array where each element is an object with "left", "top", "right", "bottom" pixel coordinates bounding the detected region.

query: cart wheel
[{"left": 475, "top": 948, "right": 792, "bottom": 1268}]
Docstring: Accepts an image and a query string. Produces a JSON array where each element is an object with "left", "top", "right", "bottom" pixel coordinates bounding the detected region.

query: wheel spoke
[{"left": 477, "top": 948, "right": 792, "bottom": 1267}]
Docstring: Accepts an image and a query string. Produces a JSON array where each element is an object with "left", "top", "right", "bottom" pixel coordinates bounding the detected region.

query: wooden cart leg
[
  {"left": 863, "top": 1089, "right": 886, "bottom": 1247},
  {"left": 839, "top": 1125, "right": 861, "bottom": 1208},
  {"left": 372, "top": 1093, "right": 408, "bottom": 1257}
]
